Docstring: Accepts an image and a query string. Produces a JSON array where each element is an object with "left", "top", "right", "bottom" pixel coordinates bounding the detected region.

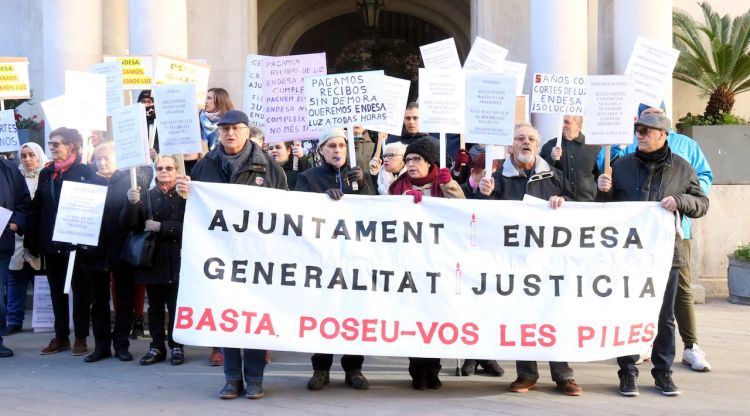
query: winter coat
[
  {"left": 295, "top": 162, "right": 375, "bottom": 195},
  {"left": 280, "top": 155, "right": 309, "bottom": 190},
  {"left": 597, "top": 148, "right": 708, "bottom": 267},
  {"left": 191, "top": 142, "right": 288, "bottom": 190},
  {"left": 475, "top": 156, "right": 573, "bottom": 201},
  {"left": 540, "top": 133, "right": 601, "bottom": 202},
  {"left": 1, "top": 158, "right": 31, "bottom": 258},
  {"left": 121, "top": 186, "right": 185, "bottom": 285}
]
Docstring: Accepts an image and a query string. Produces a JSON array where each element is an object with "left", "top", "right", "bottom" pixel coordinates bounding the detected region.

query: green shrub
[
  {"left": 735, "top": 242, "right": 750, "bottom": 261},
  {"left": 676, "top": 112, "right": 750, "bottom": 133}
]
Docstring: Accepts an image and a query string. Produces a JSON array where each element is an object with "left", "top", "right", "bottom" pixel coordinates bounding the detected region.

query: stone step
[{"left": 700, "top": 277, "right": 729, "bottom": 297}]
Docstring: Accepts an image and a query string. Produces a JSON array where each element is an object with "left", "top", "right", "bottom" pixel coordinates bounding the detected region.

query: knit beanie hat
[
  {"left": 405, "top": 137, "right": 438, "bottom": 166},
  {"left": 318, "top": 127, "right": 347, "bottom": 148},
  {"left": 137, "top": 90, "right": 153, "bottom": 103}
]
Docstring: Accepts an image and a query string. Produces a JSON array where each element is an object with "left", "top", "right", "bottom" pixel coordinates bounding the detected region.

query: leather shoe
[
  {"left": 209, "top": 349, "right": 224, "bottom": 366},
  {"left": 116, "top": 350, "right": 134, "bottom": 362},
  {"left": 219, "top": 381, "right": 243, "bottom": 399},
  {"left": 140, "top": 348, "right": 165, "bottom": 365},
  {"left": 84, "top": 349, "right": 112, "bottom": 363},
  {"left": 4, "top": 325, "right": 22, "bottom": 335},
  {"left": 0, "top": 344, "right": 13, "bottom": 358},
  {"left": 171, "top": 347, "right": 184, "bottom": 365},
  {"left": 245, "top": 382, "right": 265, "bottom": 399}
]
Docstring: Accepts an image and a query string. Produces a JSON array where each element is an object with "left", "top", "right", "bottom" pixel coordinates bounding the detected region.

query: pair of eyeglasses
[
  {"left": 513, "top": 135, "right": 537, "bottom": 143},
  {"left": 156, "top": 166, "right": 175, "bottom": 172},
  {"left": 634, "top": 126, "right": 653, "bottom": 135},
  {"left": 47, "top": 141, "right": 68, "bottom": 149},
  {"left": 405, "top": 155, "right": 424, "bottom": 164},
  {"left": 220, "top": 125, "right": 249, "bottom": 133},
  {"left": 383, "top": 153, "right": 401, "bottom": 160}
]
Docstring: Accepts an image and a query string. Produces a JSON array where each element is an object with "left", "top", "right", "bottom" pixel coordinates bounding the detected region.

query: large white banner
[{"left": 174, "top": 183, "right": 676, "bottom": 362}]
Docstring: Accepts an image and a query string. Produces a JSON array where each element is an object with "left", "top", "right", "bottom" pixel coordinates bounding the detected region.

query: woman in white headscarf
[{"left": 5, "top": 142, "right": 48, "bottom": 334}]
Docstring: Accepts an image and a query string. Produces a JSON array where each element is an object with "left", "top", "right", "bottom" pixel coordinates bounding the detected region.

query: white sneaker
[{"left": 682, "top": 343, "right": 712, "bottom": 372}]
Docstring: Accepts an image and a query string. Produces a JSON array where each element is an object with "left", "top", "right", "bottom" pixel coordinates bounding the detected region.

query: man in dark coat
[
  {"left": 597, "top": 112, "right": 709, "bottom": 397},
  {"left": 477, "top": 121, "right": 582, "bottom": 396},
  {"left": 0, "top": 156, "right": 31, "bottom": 357},
  {"left": 177, "top": 110, "right": 288, "bottom": 400}
]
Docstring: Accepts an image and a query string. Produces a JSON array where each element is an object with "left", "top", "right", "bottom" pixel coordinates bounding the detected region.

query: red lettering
[
  {"left": 381, "top": 320, "right": 399, "bottom": 343},
  {"left": 499, "top": 324, "right": 516, "bottom": 346},
  {"left": 299, "top": 316, "right": 317, "bottom": 337},
  {"left": 175, "top": 307, "right": 193, "bottom": 329},
  {"left": 600, "top": 325, "right": 607, "bottom": 347},
  {"left": 577, "top": 326, "right": 594, "bottom": 348},
  {"left": 538, "top": 324, "right": 556, "bottom": 347},
  {"left": 628, "top": 323, "right": 642, "bottom": 344},
  {"left": 361, "top": 319, "right": 377, "bottom": 342},
  {"left": 255, "top": 313, "right": 276, "bottom": 335},
  {"left": 520, "top": 324, "right": 536, "bottom": 347},
  {"left": 416, "top": 322, "right": 438, "bottom": 343},
  {"left": 461, "top": 323, "right": 479, "bottom": 345},
  {"left": 341, "top": 318, "right": 359, "bottom": 341},
  {"left": 241, "top": 311, "right": 257, "bottom": 333},
  {"left": 613, "top": 326, "right": 625, "bottom": 346},
  {"left": 196, "top": 308, "right": 216, "bottom": 331},
  {"left": 642, "top": 323, "right": 655, "bottom": 342},
  {"left": 320, "top": 317, "right": 340, "bottom": 339},
  {"left": 438, "top": 323, "right": 459, "bottom": 344},
  {"left": 220, "top": 309, "right": 238, "bottom": 332}
]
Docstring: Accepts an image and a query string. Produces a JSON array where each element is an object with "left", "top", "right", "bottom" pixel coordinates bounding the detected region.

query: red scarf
[
  {"left": 52, "top": 153, "right": 77, "bottom": 180},
  {"left": 388, "top": 164, "right": 444, "bottom": 197}
]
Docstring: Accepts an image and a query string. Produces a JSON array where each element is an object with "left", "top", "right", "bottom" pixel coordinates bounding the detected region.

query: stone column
[
  {"left": 529, "top": 0, "right": 588, "bottom": 144},
  {"left": 42, "top": 0, "right": 104, "bottom": 99},
  {"left": 104, "top": 0, "right": 129, "bottom": 55},
  {"left": 129, "top": 0, "right": 188, "bottom": 58}
]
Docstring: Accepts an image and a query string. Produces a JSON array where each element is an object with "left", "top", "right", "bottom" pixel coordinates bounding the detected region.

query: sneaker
[
  {"left": 461, "top": 359, "right": 478, "bottom": 376},
  {"left": 345, "top": 370, "right": 370, "bottom": 390},
  {"left": 171, "top": 347, "right": 185, "bottom": 365},
  {"left": 654, "top": 373, "right": 681, "bottom": 396},
  {"left": 556, "top": 379, "right": 583, "bottom": 396},
  {"left": 40, "top": 337, "right": 70, "bottom": 355},
  {"left": 307, "top": 370, "right": 330, "bottom": 390},
  {"left": 479, "top": 360, "right": 504, "bottom": 377},
  {"left": 71, "top": 337, "right": 88, "bottom": 356},
  {"left": 682, "top": 343, "right": 711, "bottom": 372},
  {"left": 219, "top": 381, "right": 243, "bottom": 399},
  {"left": 245, "top": 381, "right": 265, "bottom": 399},
  {"left": 619, "top": 372, "right": 639, "bottom": 397},
  {"left": 509, "top": 377, "right": 537, "bottom": 393},
  {"left": 209, "top": 349, "right": 224, "bottom": 366},
  {"left": 0, "top": 344, "right": 13, "bottom": 358}
]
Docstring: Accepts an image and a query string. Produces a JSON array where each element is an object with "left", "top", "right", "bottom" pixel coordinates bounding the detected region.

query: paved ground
[{"left": 1, "top": 296, "right": 748, "bottom": 416}]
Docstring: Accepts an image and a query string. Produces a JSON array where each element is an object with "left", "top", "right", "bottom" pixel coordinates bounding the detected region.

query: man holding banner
[
  {"left": 176, "top": 109, "right": 287, "bottom": 400},
  {"left": 478, "top": 121, "right": 582, "bottom": 396},
  {"left": 597, "top": 112, "right": 708, "bottom": 396}
]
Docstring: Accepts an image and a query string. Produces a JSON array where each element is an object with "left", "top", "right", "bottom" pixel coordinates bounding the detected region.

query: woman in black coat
[{"left": 122, "top": 155, "right": 186, "bottom": 365}]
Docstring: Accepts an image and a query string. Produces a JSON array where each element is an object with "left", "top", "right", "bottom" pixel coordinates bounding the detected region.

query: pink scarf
[{"left": 52, "top": 153, "right": 77, "bottom": 179}]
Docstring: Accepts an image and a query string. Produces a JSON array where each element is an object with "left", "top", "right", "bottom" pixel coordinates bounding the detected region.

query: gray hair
[{"left": 383, "top": 141, "right": 407, "bottom": 156}]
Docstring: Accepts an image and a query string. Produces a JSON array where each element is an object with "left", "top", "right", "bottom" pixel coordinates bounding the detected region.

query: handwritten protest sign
[
  {"left": 40, "top": 95, "right": 68, "bottom": 131},
  {"left": 0, "top": 109, "right": 19, "bottom": 152},
  {"left": 104, "top": 56, "right": 153, "bottom": 90},
  {"left": 89, "top": 61, "right": 125, "bottom": 116},
  {"left": 65, "top": 71, "right": 107, "bottom": 131},
  {"left": 531, "top": 73, "right": 586, "bottom": 115},
  {"left": 305, "top": 70, "right": 386, "bottom": 130},
  {"left": 0, "top": 57, "right": 31, "bottom": 99},
  {"left": 243, "top": 54, "right": 266, "bottom": 128},
  {"left": 420, "top": 38, "right": 462, "bottom": 70},
  {"left": 153, "top": 83, "right": 202, "bottom": 154},
  {"left": 52, "top": 181, "right": 108, "bottom": 247},
  {"left": 463, "top": 37, "right": 509, "bottom": 72},
  {"left": 261, "top": 53, "right": 327, "bottom": 142},
  {"left": 366, "top": 75, "right": 411, "bottom": 136},
  {"left": 498, "top": 60, "right": 527, "bottom": 96},
  {"left": 465, "top": 73, "right": 516, "bottom": 145},
  {"left": 624, "top": 36, "right": 679, "bottom": 109},
  {"left": 585, "top": 75, "right": 636, "bottom": 145},
  {"left": 419, "top": 68, "right": 465, "bottom": 133},
  {"left": 112, "top": 103, "right": 150, "bottom": 169},
  {"left": 154, "top": 55, "right": 211, "bottom": 109},
  {"left": 175, "top": 183, "right": 674, "bottom": 361}
]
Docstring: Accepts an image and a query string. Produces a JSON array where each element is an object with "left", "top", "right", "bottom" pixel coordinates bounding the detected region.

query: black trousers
[
  {"left": 45, "top": 252, "right": 89, "bottom": 339},
  {"left": 311, "top": 354, "right": 364, "bottom": 371},
  {"left": 112, "top": 261, "right": 136, "bottom": 352},
  {"left": 409, "top": 357, "right": 441, "bottom": 373},
  {"left": 146, "top": 282, "right": 181, "bottom": 350},
  {"left": 83, "top": 266, "right": 110, "bottom": 351}
]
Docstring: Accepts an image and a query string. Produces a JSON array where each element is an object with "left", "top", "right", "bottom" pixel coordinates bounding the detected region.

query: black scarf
[
  {"left": 217, "top": 142, "right": 252, "bottom": 180},
  {"left": 635, "top": 143, "right": 669, "bottom": 165}
]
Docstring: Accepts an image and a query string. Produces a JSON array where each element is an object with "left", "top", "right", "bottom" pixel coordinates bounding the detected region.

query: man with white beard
[{"left": 476, "top": 121, "right": 582, "bottom": 396}]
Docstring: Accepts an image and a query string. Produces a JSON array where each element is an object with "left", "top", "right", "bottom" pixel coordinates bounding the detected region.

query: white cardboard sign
[
  {"left": 497, "top": 60, "right": 527, "bottom": 96},
  {"left": 463, "top": 37, "right": 509, "bottom": 72},
  {"left": 154, "top": 55, "right": 211, "bottom": 109},
  {"left": 65, "top": 71, "right": 108, "bottom": 131},
  {"left": 153, "top": 83, "right": 202, "bottom": 155},
  {"left": 366, "top": 75, "right": 411, "bottom": 136},
  {"left": 420, "top": 38, "right": 462, "bottom": 70},
  {"left": 418, "top": 68, "right": 465, "bottom": 133},
  {"left": 243, "top": 54, "right": 266, "bottom": 128},
  {"left": 52, "top": 181, "right": 108, "bottom": 247},
  {"left": 112, "top": 103, "right": 150, "bottom": 169},
  {"left": 0, "top": 206, "right": 12, "bottom": 232},
  {"left": 0, "top": 109, "right": 20, "bottom": 152},
  {"left": 465, "top": 73, "right": 516, "bottom": 145},
  {"left": 585, "top": 75, "right": 636, "bottom": 145},
  {"left": 624, "top": 37, "right": 680, "bottom": 108},
  {"left": 89, "top": 61, "right": 125, "bottom": 116},
  {"left": 40, "top": 95, "right": 69, "bottom": 131},
  {"left": 305, "top": 70, "right": 387, "bottom": 130},
  {"left": 531, "top": 73, "right": 586, "bottom": 115}
]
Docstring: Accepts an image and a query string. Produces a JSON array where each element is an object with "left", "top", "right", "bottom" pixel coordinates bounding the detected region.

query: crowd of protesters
[{"left": 0, "top": 86, "right": 713, "bottom": 401}]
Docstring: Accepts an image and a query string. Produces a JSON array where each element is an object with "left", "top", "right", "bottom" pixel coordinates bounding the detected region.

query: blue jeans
[
  {"left": 0, "top": 257, "right": 10, "bottom": 344},
  {"left": 222, "top": 348, "right": 266, "bottom": 384},
  {"left": 618, "top": 266, "right": 679, "bottom": 378},
  {"left": 6, "top": 263, "right": 34, "bottom": 327}
]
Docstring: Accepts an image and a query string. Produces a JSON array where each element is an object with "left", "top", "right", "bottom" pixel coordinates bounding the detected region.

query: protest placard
[
  {"left": 418, "top": 68, "right": 465, "bottom": 133},
  {"left": 498, "top": 60, "right": 527, "bottom": 96},
  {"left": 243, "top": 54, "right": 266, "bottom": 128},
  {"left": 464, "top": 73, "right": 516, "bottom": 145},
  {"left": 585, "top": 75, "right": 636, "bottom": 145},
  {"left": 104, "top": 55, "right": 154, "bottom": 90},
  {"left": 261, "top": 52, "right": 327, "bottom": 142},
  {"left": 624, "top": 36, "right": 680, "bottom": 109},
  {"left": 32, "top": 276, "right": 54, "bottom": 332},
  {"left": 65, "top": 71, "right": 107, "bottom": 131},
  {"left": 0, "top": 57, "right": 31, "bottom": 99},
  {"left": 463, "top": 37, "right": 509, "bottom": 72},
  {"left": 420, "top": 38, "right": 461, "bottom": 70},
  {"left": 175, "top": 183, "right": 674, "bottom": 361},
  {"left": 531, "top": 73, "right": 586, "bottom": 115},
  {"left": 366, "top": 75, "right": 411, "bottom": 136},
  {"left": 52, "top": 181, "right": 108, "bottom": 247},
  {"left": 40, "top": 95, "right": 68, "bottom": 131},
  {"left": 112, "top": 103, "right": 150, "bottom": 169},
  {"left": 305, "top": 70, "right": 386, "bottom": 130},
  {"left": 0, "top": 109, "right": 19, "bottom": 152},
  {"left": 154, "top": 55, "right": 211, "bottom": 109},
  {"left": 0, "top": 206, "right": 11, "bottom": 232},
  {"left": 89, "top": 61, "right": 125, "bottom": 116},
  {"left": 153, "top": 83, "right": 202, "bottom": 155},
  {"left": 516, "top": 95, "right": 529, "bottom": 122}
]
